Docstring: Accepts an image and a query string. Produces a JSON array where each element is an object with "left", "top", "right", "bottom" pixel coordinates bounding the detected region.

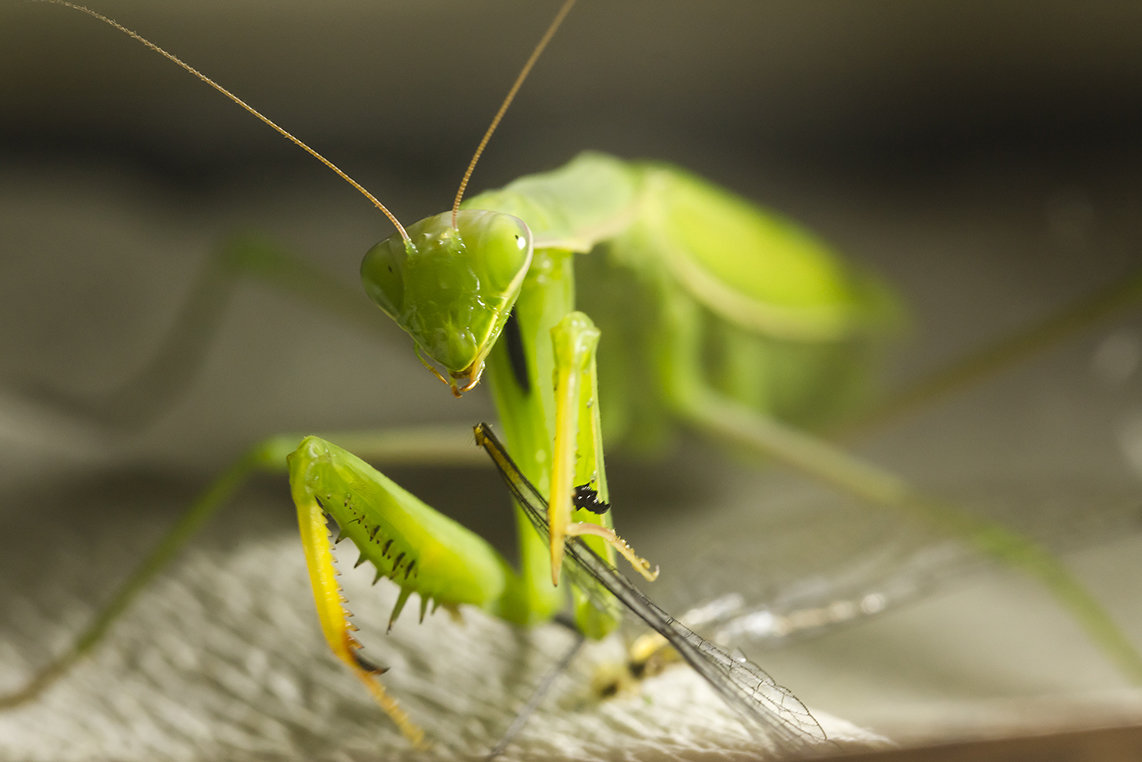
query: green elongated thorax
[{"left": 481, "top": 247, "right": 579, "bottom": 625}]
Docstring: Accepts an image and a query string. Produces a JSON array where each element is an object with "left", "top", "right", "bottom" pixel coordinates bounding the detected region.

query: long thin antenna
[
  {"left": 40, "top": 0, "right": 410, "bottom": 244},
  {"left": 450, "top": 0, "right": 576, "bottom": 228}
]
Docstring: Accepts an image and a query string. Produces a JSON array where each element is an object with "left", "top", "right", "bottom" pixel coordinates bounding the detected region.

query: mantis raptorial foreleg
[
  {"left": 287, "top": 436, "right": 530, "bottom": 750},
  {"left": 548, "top": 311, "right": 651, "bottom": 639},
  {"left": 548, "top": 312, "right": 657, "bottom": 588},
  {"left": 283, "top": 309, "right": 654, "bottom": 747},
  {"left": 0, "top": 428, "right": 480, "bottom": 733}
]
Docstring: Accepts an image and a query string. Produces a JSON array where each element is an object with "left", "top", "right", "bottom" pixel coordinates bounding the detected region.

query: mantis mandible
[{"left": 2, "top": 0, "right": 1141, "bottom": 757}]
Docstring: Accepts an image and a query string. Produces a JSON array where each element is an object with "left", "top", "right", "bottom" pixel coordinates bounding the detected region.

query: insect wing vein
[{"left": 474, "top": 423, "right": 829, "bottom": 751}]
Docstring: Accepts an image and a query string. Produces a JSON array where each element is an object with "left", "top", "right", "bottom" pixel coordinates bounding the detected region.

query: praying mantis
[{"left": 2, "top": 0, "right": 1142, "bottom": 758}]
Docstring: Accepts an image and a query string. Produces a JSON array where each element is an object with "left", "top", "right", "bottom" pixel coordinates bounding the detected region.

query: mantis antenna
[
  {"left": 450, "top": 0, "right": 577, "bottom": 228},
  {"left": 38, "top": 0, "right": 411, "bottom": 245}
]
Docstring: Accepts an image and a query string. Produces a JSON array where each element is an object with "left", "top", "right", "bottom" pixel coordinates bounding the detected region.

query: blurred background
[{"left": 1, "top": 1, "right": 1141, "bottom": 759}]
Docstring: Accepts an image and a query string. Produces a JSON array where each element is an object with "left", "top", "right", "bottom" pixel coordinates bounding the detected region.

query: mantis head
[{"left": 362, "top": 210, "right": 533, "bottom": 396}]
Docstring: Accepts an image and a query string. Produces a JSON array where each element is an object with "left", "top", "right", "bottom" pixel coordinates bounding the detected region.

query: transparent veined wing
[{"left": 474, "top": 422, "right": 837, "bottom": 755}]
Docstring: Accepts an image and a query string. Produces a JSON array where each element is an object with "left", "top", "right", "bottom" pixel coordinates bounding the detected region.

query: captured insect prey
[{"left": 2, "top": 0, "right": 1141, "bottom": 760}]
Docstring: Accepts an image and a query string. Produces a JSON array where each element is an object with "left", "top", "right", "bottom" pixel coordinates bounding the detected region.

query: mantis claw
[{"left": 351, "top": 650, "right": 389, "bottom": 676}]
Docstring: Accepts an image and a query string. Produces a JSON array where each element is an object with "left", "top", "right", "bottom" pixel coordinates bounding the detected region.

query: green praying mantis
[{"left": 2, "top": 0, "right": 1141, "bottom": 757}]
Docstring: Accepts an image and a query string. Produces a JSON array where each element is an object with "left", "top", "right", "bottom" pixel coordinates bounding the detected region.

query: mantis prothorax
[{"left": 4, "top": 0, "right": 1142, "bottom": 756}]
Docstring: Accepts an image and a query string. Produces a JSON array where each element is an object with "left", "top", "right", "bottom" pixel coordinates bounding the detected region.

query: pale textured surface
[{"left": 0, "top": 494, "right": 881, "bottom": 761}]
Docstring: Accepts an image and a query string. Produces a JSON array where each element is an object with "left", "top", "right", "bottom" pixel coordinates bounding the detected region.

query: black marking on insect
[
  {"left": 504, "top": 310, "right": 531, "bottom": 395},
  {"left": 573, "top": 483, "right": 611, "bottom": 514}
]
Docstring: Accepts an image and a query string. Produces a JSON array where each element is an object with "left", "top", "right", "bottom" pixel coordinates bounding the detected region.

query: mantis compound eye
[
  {"left": 360, "top": 233, "right": 410, "bottom": 322},
  {"left": 460, "top": 211, "right": 533, "bottom": 299}
]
